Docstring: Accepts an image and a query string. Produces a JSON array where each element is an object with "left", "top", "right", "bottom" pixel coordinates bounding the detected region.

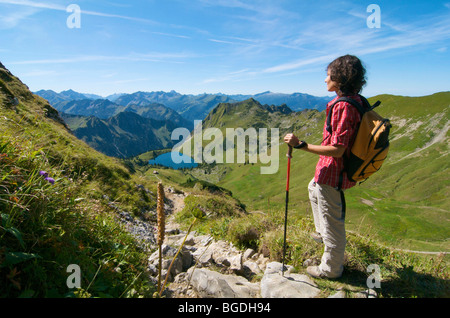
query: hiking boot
[
  {"left": 306, "top": 266, "right": 327, "bottom": 278},
  {"left": 306, "top": 266, "right": 341, "bottom": 279},
  {"left": 303, "top": 257, "right": 320, "bottom": 267},
  {"left": 310, "top": 232, "right": 323, "bottom": 244}
]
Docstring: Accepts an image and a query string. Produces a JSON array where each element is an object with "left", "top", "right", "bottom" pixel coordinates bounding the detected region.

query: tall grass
[
  {"left": 0, "top": 126, "right": 155, "bottom": 298},
  {"left": 0, "top": 67, "right": 160, "bottom": 298}
]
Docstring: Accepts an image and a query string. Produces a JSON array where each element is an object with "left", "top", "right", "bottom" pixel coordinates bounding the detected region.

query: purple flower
[
  {"left": 44, "top": 177, "right": 55, "bottom": 185},
  {"left": 39, "top": 170, "right": 49, "bottom": 178}
]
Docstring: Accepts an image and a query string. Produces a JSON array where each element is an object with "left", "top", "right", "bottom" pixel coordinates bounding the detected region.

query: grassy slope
[
  {"left": 346, "top": 93, "right": 450, "bottom": 251},
  {"left": 211, "top": 93, "right": 449, "bottom": 253},
  {"left": 0, "top": 64, "right": 158, "bottom": 297}
]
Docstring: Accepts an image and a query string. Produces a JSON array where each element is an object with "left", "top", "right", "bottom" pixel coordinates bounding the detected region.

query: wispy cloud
[
  {"left": 151, "top": 31, "right": 191, "bottom": 39},
  {"left": 199, "top": 3, "right": 450, "bottom": 89},
  {"left": 258, "top": 9, "right": 450, "bottom": 75},
  {"left": 198, "top": 0, "right": 297, "bottom": 19},
  {"left": 110, "top": 78, "right": 150, "bottom": 85},
  {"left": 202, "top": 68, "right": 253, "bottom": 84},
  {"left": 0, "top": 5, "right": 38, "bottom": 29},
  {"left": 208, "top": 38, "right": 239, "bottom": 45},
  {"left": 262, "top": 54, "right": 336, "bottom": 74},
  {"left": 9, "top": 52, "right": 197, "bottom": 65},
  {"left": 0, "top": 0, "right": 159, "bottom": 24},
  {"left": 0, "top": 0, "right": 63, "bottom": 10},
  {"left": 198, "top": 0, "right": 258, "bottom": 12},
  {"left": 22, "top": 69, "right": 57, "bottom": 77}
]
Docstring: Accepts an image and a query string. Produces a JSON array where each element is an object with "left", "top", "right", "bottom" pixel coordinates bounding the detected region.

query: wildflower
[
  {"left": 45, "top": 177, "right": 55, "bottom": 185},
  {"left": 39, "top": 170, "right": 49, "bottom": 178},
  {"left": 39, "top": 171, "right": 55, "bottom": 184}
]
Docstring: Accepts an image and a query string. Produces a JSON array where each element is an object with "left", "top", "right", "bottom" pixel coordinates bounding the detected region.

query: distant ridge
[
  {"left": 61, "top": 111, "right": 178, "bottom": 158},
  {"left": 202, "top": 98, "right": 301, "bottom": 132},
  {"left": 35, "top": 89, "right": 331, "bottom": 123}
]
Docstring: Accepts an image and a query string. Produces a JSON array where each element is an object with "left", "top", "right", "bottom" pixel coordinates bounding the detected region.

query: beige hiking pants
[{"left": 308, "top": 178, "right": 346, "bottom": 278}]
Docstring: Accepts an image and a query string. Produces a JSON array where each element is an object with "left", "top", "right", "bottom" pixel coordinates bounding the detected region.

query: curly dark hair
[{"left": 327, "top": 55, "right": 367, "bottom": 96}]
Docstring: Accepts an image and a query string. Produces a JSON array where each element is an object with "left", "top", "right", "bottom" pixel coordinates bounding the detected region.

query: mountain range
[
  {"left": 35, "top": 89, "right": 331, "bottom": 122},
  {"left": 34, "top": 89, "right": 331, "bottom": 158},
  {"left": 61, "top": 111, "right": 178, "bottom": 158}
]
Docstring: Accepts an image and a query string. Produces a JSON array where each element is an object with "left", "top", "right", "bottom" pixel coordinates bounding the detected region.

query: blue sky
[{"left": 0, "top": 0, "right": 449, "bottom": 98}]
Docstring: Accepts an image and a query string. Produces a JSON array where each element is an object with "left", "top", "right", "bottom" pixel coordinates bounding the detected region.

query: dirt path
[{"left": 164, "top": 187, "right": 188, "bottom": 233}]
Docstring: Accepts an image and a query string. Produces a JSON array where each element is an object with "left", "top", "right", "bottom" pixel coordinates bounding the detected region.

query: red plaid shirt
[{"left": 314, "top": 95, "right": 362, "bottom": 190}]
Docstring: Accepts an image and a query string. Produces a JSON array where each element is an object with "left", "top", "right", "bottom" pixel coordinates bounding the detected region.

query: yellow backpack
[{"left": 326, "top": 95, "right": 391, "bottom": 188}]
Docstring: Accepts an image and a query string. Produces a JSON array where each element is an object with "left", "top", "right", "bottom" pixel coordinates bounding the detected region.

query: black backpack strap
[
  {"left": 325, "top": 95, "right": 381, "bottom": 134},
  {"left": 359, "top": 95, "right": 381, "bottom": 110},
  {"left": 327, "top": 97, "right": 366, "bottom": 135},
  {"left": 325, "top": 98, "right": 343, "bottom": 135}
]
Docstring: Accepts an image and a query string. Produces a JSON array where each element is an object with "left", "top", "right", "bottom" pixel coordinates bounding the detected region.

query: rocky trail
[{"left": 116, "top": 186, "right": 378, "bottom": 298}]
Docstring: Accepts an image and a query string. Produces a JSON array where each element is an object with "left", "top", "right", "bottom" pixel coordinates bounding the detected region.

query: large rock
[
  {"left": 187, "top": 267, "right": 260, "bottom": 298},
  {"left": 260, "top": 262, "right": 320, "bottom": 298},
  {"left": 153, "top": 230, "right": 326, "bottom": 298},
  {"left": 148, "top": 244, "right": 192, "bottom": 282},
  {"left": 191, "top": 240, "right": 245, "bottom": 273}
]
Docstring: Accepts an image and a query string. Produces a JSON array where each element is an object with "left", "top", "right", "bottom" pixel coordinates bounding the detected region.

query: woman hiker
[{"left": 284, "top": 54, "right": 367, "bottom": 279}]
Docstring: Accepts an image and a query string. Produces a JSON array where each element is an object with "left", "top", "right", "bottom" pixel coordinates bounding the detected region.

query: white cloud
[
  {"left": 202, "top": 68, "right": 252, "bottom": 84},
  {"left": 151, "top": 31, "right": 191, "bottom": 39},
  {"left": 0, "top": 0, "right": 64, "bottom": 10},
  {"left": 0, "top": 0, "right": 158, "bottom": 24},
  {"left": 208, "top": 39, "right": 238, "bottom": 45},
  {"left": 0, "top": 6, "right": 38, "bottom": 29},
  {"left": 22, "top": 69, "right": 57, "bottom": 77},
  {"left": 262, "top": 54, "right": 336, "bottom": 74},
  {"left": 257, "top": 10, "right": 450, "bottom": 75},
  {"left": 9, "top": 52, "right": 197, "bottom": 66}
]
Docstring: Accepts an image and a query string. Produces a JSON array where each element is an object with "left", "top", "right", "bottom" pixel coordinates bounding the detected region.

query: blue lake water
[{"left": 148, "top": 152, "right": 198, "bottom": 169}]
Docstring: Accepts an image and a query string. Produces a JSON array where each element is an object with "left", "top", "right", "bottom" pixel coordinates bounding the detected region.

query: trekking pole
[{"left": 282, "top": 145, "right": 293, "bottom": 276}]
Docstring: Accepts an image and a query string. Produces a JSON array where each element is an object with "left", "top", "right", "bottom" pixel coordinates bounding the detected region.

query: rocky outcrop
[
  {"left": 146, "top": 228, "right": 326, "bottom": 298},
  {"left": 260, "top": 262, "right": 320, "bottom": 298},
  {"left": 188, "top": 267, "right": 260, "bottom": 298}
]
